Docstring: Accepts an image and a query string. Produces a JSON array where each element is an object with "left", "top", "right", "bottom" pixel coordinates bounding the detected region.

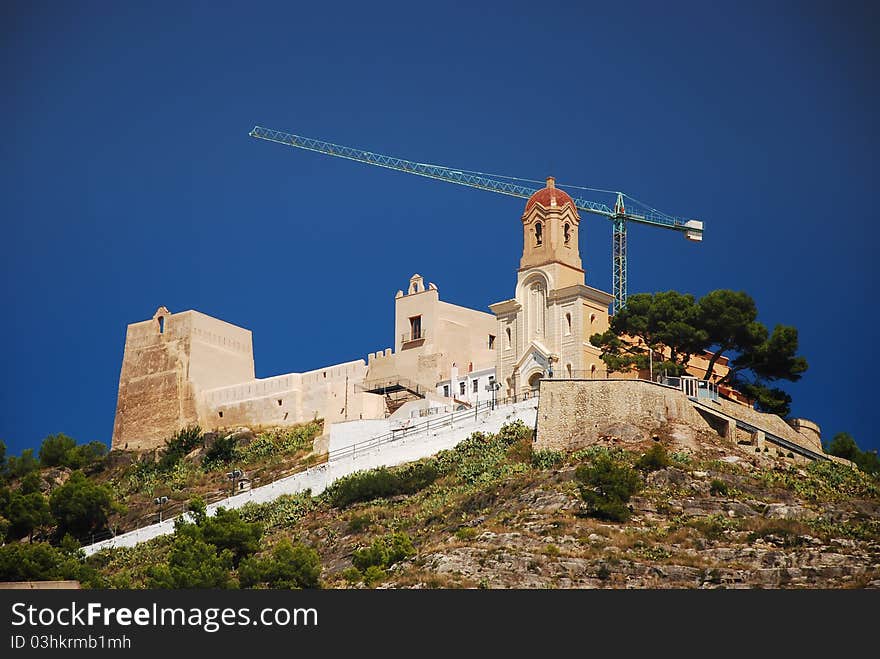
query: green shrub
[
  {"left": 6, "top": 449, "right": 39, "bottom": 479},
  {"left": 157, "top": 425, "right": 203, "bottom": 472},
  {"left": 49, "top": 471, "right": 114, "bottom": 539},
  {"left": 532, "top": 450, "right": 564, "bottom": 470},
  {"left": 200, "top": 507, "right": 263, "bottom": 566},
  {"left": 362, "top": 565, "right": 386, "bottom": 586},
  {"left": 434, "top": 423, "right": 532, "bottom": 485},
  {"left": 146, "top": 528, "right": 235, "bottom": 589},
  {"left": 238, "top": 493, "right": 314, "bottom": 530},
  {"left": 38, "top": 435, "right": 107, "bottom": 470},
  {"left": 497, "top": 420, "right": 532, "bottom": 445},
  {"left": 351, "top": 532, "right": 415, "bottom": 572},
  {"left": 39, "top": 434, "right": 77, "bottom": 468},
  {"left": 709, "top": 479, "right": 729, "bottom": 496},
  {"left": 759, "top": 461, "right": 880, "bottom": 502},
  {"left": 341, "top": 566, "right": 362, "bottom": 583},
  {"left": 688, "top": 514, "right": 736, "bottom": 541},
  {"left": 575, "top": 454, "right": 641, "bottom": 522},
  {"left": 0, "top": 541, "right": 100, "bottom": 586},
  {"left": 237, "top": 422, "right": 321, "bottom": 462},
  {"left": 346, "top": 514, "right": 372, "bottom": 534},
  {"left": 635, "top": 443, "right": 670, "bottom": 472},
  {"left": 239, "top": 539, "right": 321, "bottom": 589},
  {"left": 204, "top": 434, "right": 237, "bottom": 467},
  {"left": 455, "top": 527, "right": 478, "bottom": 541},
  {"left": 324, "top": 462, "right": 437, "bottom": 508}
]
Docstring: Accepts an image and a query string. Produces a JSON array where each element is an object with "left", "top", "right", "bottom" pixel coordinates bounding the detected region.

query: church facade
[{"left": 490, "top": 177, "right": 613, "bottom": 397}]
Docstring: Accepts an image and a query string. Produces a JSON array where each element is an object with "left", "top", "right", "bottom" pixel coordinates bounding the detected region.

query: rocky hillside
[{"left": 92, "top": 420, "right": 880, "bottom": 589}]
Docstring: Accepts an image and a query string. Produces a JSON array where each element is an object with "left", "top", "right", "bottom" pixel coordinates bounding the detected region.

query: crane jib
[{"left": 249, "top": 125, "right": 704, "bottom": 311}]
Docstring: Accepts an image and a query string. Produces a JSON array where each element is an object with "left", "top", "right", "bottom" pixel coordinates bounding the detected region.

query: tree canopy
[
  {"left": 48, "top": 471, "right": 114, "bottom": 539},
  {"left": 590, "top": 289, "right": 808, "bottom": 416},
  {"left": 825, "top": 433, "right": 880, "bottom": 476}
]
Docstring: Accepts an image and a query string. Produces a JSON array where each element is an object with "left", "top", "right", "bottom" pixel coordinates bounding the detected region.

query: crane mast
[{"left": 249, "top": 125, "right": 703, "bottom": 313}]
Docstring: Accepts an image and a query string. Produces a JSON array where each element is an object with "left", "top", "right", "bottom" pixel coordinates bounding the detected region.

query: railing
[
  {"left": 358, "top": 376, "right": 428, "bottom": 396},
  {"left": 689, "top": 398, "right": 829, "bottom": 462},
  {"left": 325, "top": 391, "right": 539, "bottom": 462},
  {"left": 82, "top": 391, "right": 540, "bottom": 550},
  {"left": 400, "top": 331, "right": 427, "bottom": 345},
  {"left": 662, "top": 376, "right": 719, "bottom": 401},
  {"left": 554, "top": 370, "right": 601, "bottom": 379}
]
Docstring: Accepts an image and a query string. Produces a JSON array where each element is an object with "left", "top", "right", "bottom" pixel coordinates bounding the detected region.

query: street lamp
[
  {"left": 226, "top": 469, "right": 243, "bottom": 497},
  {"left": 153, "top": 496, "right": 169, "bottom": 523},
  {"left": 486, "top": 380, "right": 501, "bottom": 410}
]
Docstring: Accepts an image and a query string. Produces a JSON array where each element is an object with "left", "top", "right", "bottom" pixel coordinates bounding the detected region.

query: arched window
[
  {"left": 566, "top": 363, "right": 572, "bottom": 378},
  {"left": 565, "top": 312, "right": 572, "bottom": 335},
  {"left": 158, "top": 316, "right": 165, "bottom": 334},
  {"left": 528, "top": 282, "right": 546, "bottom": 340},
  {"left": 505, "top": 327, "right": 511, "bottom": 349},
  {"left": 564, "top": 223, "right": 571, "bottom": 244},
  {"left": 534, "top": 222, "right": 543, "bottom": 246},
  {"left": 590, "top": 364, "right": 596, "bottom": 378}
]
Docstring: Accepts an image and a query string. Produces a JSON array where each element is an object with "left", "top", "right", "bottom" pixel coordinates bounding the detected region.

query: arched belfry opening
[{"left": 152, "top": 306, "right": 171, "bottom": 336}]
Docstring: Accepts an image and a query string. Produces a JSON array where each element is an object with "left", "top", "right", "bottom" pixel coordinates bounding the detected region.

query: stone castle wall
[
  {"left": 535, "top": 379, "right": 829, "bottom": 462},
  {"left": 111, "top": 308, "right": 384, "bottom": 451}
]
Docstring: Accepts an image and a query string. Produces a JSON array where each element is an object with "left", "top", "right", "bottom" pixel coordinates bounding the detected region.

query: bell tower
[
  {"left": 519, "top": 176, "right": 583, "bottom": 289},
  {"left": 490, "top": 176, "right": 613, "bottom": 397}
]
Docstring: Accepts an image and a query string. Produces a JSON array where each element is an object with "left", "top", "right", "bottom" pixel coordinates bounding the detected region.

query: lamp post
[
  {"left": 153, "top": 496, "right": 169, "bottom": 523},
  {"left": 226, "top": 469, "right": 243, "bottom": 497},
  {"left": 486, "top": 380, "right": 501, "bottom": 410}
]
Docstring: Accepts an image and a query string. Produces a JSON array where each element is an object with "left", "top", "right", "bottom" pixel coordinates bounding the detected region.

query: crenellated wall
[{"left": 111, "top": 308, "right": 384, "bottom": 451}]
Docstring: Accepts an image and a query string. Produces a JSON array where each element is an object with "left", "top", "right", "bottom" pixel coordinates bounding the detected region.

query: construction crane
[{"left": 249, "top": 125, "right": 704, "bottom": 313}]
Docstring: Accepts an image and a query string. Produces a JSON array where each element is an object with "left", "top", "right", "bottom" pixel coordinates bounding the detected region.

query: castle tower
[
  {"left": 490, "top": 178, "right": 614, "bottom": 397},
  {"left": 111, "top": 307, "right": 255, "bottom": 451}
]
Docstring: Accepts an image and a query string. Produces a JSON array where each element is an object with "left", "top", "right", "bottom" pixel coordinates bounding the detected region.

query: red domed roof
[{"left": 525, "top": 177, "right": 575, "bottom": 213}]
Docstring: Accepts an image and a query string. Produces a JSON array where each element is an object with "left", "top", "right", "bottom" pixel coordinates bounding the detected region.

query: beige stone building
[
  {"left": 111, "top": 307, "right": 385, "bottom": 451},
  {"left": 111, "top": 274, "right": 501, "bottom": 451},
  {"left": 363, "top": 274, "right": 498, "bottom": 407},
  {"left": 490, "top": 178, "right": 614, "bottom": 396}
]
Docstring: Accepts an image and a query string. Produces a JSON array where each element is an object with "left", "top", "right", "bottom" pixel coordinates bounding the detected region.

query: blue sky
[{"left": 1, "top": 1, "right": 877, "bottom": 457}]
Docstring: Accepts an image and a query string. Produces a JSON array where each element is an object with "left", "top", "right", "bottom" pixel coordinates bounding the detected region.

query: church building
[{"left": 490, "top": 177, "right": 614, "bottom": 397}]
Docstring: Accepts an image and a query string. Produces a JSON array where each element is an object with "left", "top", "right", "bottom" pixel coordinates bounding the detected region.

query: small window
[
  {"left": 472, "top": 380, "right": 479, "bottom": 393},
  {"left": 535, "top": 222, "right": 543, "bottom": 246},
  {"left": 277, "top": 399, "right": 282, "bottom": 406},
  {"left": 590, "top": 313, "right": 596, "bottom": 324},
  {"left": 158, "top": 316, "right": 165, "bottom": 334},
  {"left": 564, "top": 223, "right": 571, "bottom": 244},
  {"left": 443, "top": 385, "right": 450, "bottom": 397},
  {"left": 459, "top": 381, "right": 466, "bottom": 396},
  {"left": 566, "top": 364, "right": 572, "bottom": 377},
  {"left": 488, "top": 334, "right": 496, "bottom": 350},
  {"left": 410, "top": 315, "right": 422, "bottom": 340},
  {"left": 565, "top": 312, "right": 572, "bottom": 335},
  {"left": 218, "top": 411, "right": 223, "bottom": 418},
  {"left": 505, "top": 327, "right": 511, "bottom": 349}
]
